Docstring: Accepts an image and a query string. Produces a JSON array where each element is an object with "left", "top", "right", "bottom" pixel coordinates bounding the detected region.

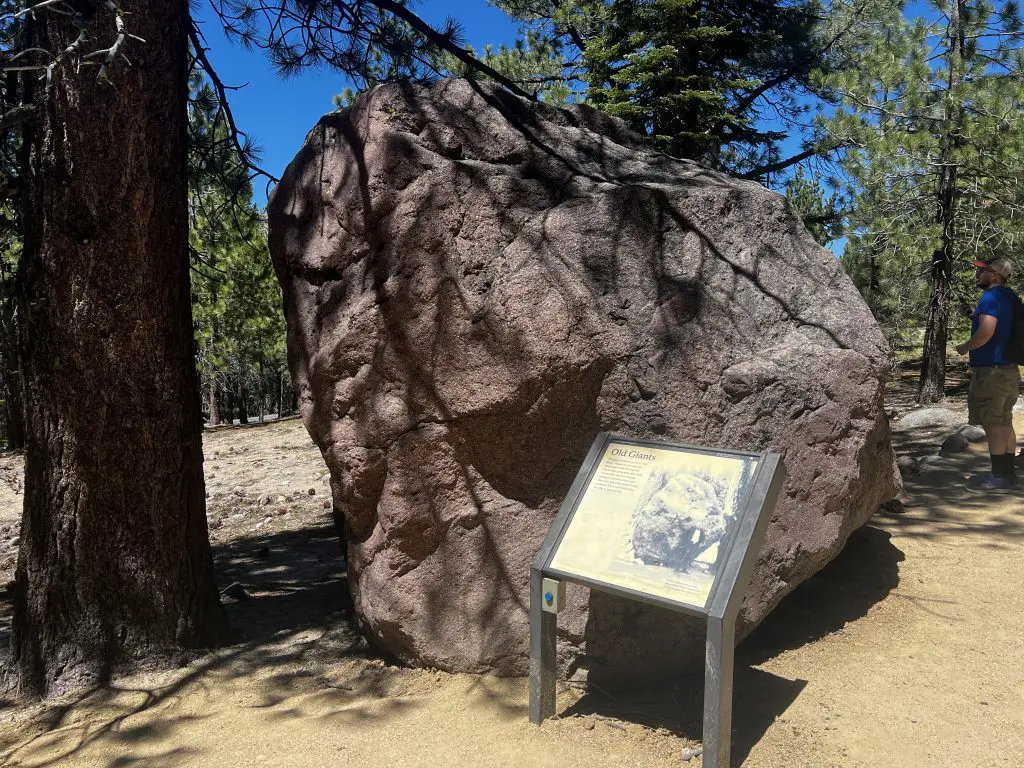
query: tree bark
[
  {"left": 223, "top": 382, "right": 235, "bottom": 425},
  {"left": 13, "top": 0, "right": 228, "bottom": 696},
  {"left": 276, "top": 367, "right": 283, "bottom": 417},
  {"left": 918, "top": 0, "right": 965, "bottom": 405},
  {"left": 236, "top": 369, "right": 248, "bottom": 425},
  {"left": 257, "top": 351, "right": 264, "bottom": 424},
  {"left": 208, "top": 375, "right": 220, "bottom": 426}
]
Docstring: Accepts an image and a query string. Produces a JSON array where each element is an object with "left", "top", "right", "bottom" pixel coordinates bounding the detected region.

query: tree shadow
[
  {"left": 876, "top": 450, "right": 1024, "bottom": 546},
  {"left": 0, "top": 519, "right": 418, "bottom": 767},
  {"left": 552, "top": 523, "right": 899, "bottom": 765},
  {"left": 739, "top": 524, "right": 903, "bottom": 664},
  {"left": 212, "top": 521, "right": 352, "bottom": 644}
]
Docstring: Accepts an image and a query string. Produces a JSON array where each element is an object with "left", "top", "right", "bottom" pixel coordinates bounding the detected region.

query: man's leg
[
  {"left": 986, "top": 425, "right": 1016, "bottom": 455},
  {"left": 966, "top": 370, "right": 1015, "bottom": 489},
  {"left": 976, "top": 369, "right": 1018, "bottom": 487},
  {"left": 985, "top": 424, "right": 1016, "bottom": 481}
]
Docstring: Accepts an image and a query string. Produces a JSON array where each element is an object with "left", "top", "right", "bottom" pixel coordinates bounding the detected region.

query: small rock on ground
[
  {"left": 956, "top": 424, "right": 987, "bottom": 443},
  {"left": 939, "top": 433, "right": 971, "bottom": 457}
]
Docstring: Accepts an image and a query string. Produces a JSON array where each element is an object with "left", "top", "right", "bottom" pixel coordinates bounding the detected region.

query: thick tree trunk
[
  {"left": 918, "top": 0, "right": 964, "bottom": 405},
  {"left": 13, "top": 0, "right": 228, "bottom": 696}
]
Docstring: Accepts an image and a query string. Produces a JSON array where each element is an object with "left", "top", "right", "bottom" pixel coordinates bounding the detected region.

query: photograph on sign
[{"left": 548, "top": 440, "right": 758, "bottom": 609}]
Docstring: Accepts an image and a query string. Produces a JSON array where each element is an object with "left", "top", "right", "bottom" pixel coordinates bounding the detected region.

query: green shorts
[{"left": 968, "top": 365, "right": 1020, "bottom": 428}]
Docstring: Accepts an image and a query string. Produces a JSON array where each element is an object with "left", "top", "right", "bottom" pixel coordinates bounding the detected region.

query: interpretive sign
[
  {"left": 547, "top": 440, "right": 759, "bottom": 612},
  {"left": 529, "top": 433, "right": 786, "bottom": 768}
]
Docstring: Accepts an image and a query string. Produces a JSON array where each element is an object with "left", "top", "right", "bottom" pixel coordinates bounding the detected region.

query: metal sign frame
[{"left": 528, "top": 432, "right": 786, "bottom": 768}]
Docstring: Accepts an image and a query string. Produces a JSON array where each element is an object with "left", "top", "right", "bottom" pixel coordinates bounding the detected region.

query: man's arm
[{"left": 956, "top": 314, "right": 998, "bottom": 355}]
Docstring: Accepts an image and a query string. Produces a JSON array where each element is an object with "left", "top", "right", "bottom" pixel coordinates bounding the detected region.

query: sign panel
[
  {"left": 530, "top": 432, "right": 786, "bottom": 768},
  {"left": 547, "top": 438, "right": 759, "bottom": 611}
]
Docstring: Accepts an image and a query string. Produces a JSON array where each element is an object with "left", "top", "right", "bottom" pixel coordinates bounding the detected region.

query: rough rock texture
[{"left": 268, "top": 79, "right": 899, "bottom": 685}]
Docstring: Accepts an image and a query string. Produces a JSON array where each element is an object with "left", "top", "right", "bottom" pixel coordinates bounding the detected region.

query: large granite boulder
[{"left": 268, "top": 79, "right": 899, "bottom": 685}]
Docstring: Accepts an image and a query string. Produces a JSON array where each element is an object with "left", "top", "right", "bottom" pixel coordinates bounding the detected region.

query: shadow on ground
[
  {"left": 740, "top": 524, "right": 903, "bottom": 663},
  {"left": 213, "top": 521, "right": 351, "bottom": 644},
  {"left": 0, "top": 520, "right": 393, "bottom": 768},
  {"left": 559, "top": 523, "right": 903, "bottom": 765},
  {"left": 882, "top": 445, "right": 1024, "bottom": 545}
]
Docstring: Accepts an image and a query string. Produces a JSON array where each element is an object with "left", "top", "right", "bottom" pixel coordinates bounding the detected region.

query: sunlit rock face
[{"left": 268, "top": 78, "right": 899, "bottom": 685}]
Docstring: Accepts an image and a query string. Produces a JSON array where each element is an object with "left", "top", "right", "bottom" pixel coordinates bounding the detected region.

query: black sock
[
  {"left": 1001, "top": 453, "right": 1017, "bottom": 477},
  {"left": 992, "top": 454, "right": 1015, "bottom": 477}
]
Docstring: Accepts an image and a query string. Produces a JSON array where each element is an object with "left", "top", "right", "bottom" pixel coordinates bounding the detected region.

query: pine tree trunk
[
  {"left": 0, "top": 71, "right": 26, "bottom": 451},
  {"left": 223, "top": 385, "right": 235, "bottom": 426},
  {"left": 257, "top": 351, "right": 264, "bottom": 424},
  {"left": 919, "top": 255, "right": 952, "bottom": 404},
  {"left": 918, "top": 0, "right": 965, "bottom": 405},
  {"left": 276, "top": 368, "right": 283, "bottom": 417},
  {"left": 0, "top": 280, "right": 25, "bottom": 450},
  {"left": 208, "top": 376, "right": 220, "bottom": 426},
  {"left": 13, "top": 0, "right": 228, "bottom": 696},
  {"left": 3, "top": 363, "right": 25, "bottom": 450},
  {"left": 237, "top": 371, "right": 248, "bottom": 425}
]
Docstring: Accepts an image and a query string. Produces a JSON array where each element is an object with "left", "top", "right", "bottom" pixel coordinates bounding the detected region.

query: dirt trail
[{"left": 0, "top": 409, "right": 1021, "bottom": 767}]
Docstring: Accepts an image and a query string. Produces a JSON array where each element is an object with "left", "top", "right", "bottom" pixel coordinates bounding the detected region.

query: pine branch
[
  {"left": 365, "top": 0, "right": 535, "bottom": 100},
  {"left": 189, "top": 21, "right": 279, "bottom": 185},
  {"left": 0, "top": 104, "right": 37, "bottom": 132},
  {"left": 742, "top": 144, "right": 844, "bottom": 180}
]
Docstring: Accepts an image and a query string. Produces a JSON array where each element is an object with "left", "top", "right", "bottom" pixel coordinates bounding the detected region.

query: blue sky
[{"left": 193, "top": 1, "right": 521, "bottom": 205}]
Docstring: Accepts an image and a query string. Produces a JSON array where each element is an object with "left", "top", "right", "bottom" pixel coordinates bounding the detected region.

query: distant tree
[
  {"left": 784, "top": 166, "right": 844, "bottom": 246},
  {"left": 187, "top": 71, "right": 287, "bottom": 427}
]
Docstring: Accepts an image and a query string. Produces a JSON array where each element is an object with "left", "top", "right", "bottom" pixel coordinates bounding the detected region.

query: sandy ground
[{"left": 0, "top": 390, "right": 1021, "bottom": 767}]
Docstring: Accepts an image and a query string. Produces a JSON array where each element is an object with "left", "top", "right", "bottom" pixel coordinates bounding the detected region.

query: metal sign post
[{"left": 528, "top": 432, "right": 786, "bottom": 768}]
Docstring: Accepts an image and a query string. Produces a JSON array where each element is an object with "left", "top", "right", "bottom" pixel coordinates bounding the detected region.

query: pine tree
[
  {"left": 12, "top": 0, "right": 229, "bottom": 696},
  {"left": 479, "top": 0, "right": 827, "bottom": 178}
]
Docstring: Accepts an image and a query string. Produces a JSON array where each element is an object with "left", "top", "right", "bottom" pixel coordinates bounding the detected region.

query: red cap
[{"left": 972, "top": 258, "right": 1014, "bottom": 278}]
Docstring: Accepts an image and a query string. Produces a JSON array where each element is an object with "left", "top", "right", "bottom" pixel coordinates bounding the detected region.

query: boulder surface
[{"left": 268, "top": 79, "right": 899, "bottom": 684}]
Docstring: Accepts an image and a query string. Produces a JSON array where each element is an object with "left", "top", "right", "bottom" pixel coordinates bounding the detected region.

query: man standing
[{"left": 956, "top": 258, "right": 1020, "bottom": 490}]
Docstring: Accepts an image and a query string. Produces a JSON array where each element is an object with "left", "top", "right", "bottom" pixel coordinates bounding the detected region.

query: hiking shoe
[
  {"left": 1016, "top": 449, "right": 1024, "bottom": 469},
  {"left": 967, "top": 473, "right": 1017, "bottom": 492}
]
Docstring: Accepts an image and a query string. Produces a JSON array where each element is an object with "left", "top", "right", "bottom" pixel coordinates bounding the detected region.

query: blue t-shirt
[{"left": 970, "top": 285, "right": 1016, "bottom": 367}]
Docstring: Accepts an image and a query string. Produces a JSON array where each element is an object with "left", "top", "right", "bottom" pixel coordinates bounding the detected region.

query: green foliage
[
  {"left": 784, "top": 167, "right": 844, "bottom": 245},
  {"left": 480, "top": 0, "right": 826, "bottom": 176},
  {"left": 821, "top": 0, "right": 1024, "bottom": 352},
  {"left": 188, "top": 73, "right": 290, "bottom": 423}
]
